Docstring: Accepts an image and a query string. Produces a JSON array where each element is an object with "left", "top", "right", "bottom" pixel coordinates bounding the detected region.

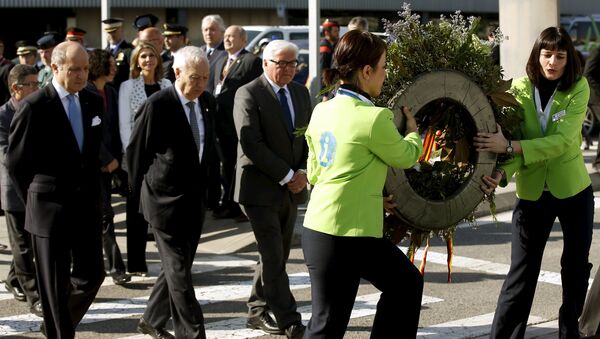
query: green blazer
[
  {"left": 303, "top": 95, "right": 423, "bottom": 237},
  {"left": 500, "top": 76, "right": 591, "bottom": 200}
]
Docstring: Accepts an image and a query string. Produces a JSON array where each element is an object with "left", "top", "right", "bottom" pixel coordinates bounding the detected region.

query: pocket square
[{"left": 91, "top": 116, "right": 102, "bottom": 126}]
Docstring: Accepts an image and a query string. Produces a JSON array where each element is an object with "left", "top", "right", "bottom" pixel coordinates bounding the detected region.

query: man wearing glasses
[
  {"left": 0, "top": 64, "right": 43, "bottom": 317},
  {"left": 233, "top": 40, "right": 311, "bottom": 339}
]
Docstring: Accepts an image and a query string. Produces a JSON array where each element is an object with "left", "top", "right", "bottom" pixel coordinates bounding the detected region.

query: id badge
[
  {"left": 552, "top": 110, "right": 566, "bottom": 122},
  {"left": 215, "top": 83, "right": 223, "bottom": 96}
]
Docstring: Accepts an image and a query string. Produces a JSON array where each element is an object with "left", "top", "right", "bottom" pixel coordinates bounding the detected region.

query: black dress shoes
[
  {"left": 136, "top": 317, "right": 175, "bottom": 339},
  {"left": 246, "top": 312, "right": 284, "bottom": 335},
  {"left": 5, "top": 282, "right": 26, "bottom": 302},
  {"left": 30, "top": 300, "right": 43, "bottom": 317},
  {"left": 285, "top": 322, "right": 306, "bottom": 339},
  {"left": 111, "top": 271, "right": 131, "bottom": 285}
]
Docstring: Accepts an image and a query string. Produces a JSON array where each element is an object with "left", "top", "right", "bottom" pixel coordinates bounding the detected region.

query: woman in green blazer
[
  {"left": 302, "top": 30, "right": 424, "bottom": 338},
  {"left": 475, "top": 26, "right": 593, "bottom": 339}
]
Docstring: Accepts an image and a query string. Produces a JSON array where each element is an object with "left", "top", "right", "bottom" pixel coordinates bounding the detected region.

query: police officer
[
  {"left": 162, "top": 23, "right": 188, "bottom": 83},
  {"left": 36, "top": 33, "right": 59, "bottom": 88},
  {"left": 65, "top": 27, "right": 87, "bottom": 45},
  {"left": 103, "top": 17, "right": 134, "bottom": 89}
]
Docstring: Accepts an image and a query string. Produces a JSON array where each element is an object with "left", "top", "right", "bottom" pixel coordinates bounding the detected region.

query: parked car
[
  {"left": 561, "top": 14, "right": 600, "bottom": 58},
  {"left": 243, "top": 24, "right": 349, "bottom": 53}
]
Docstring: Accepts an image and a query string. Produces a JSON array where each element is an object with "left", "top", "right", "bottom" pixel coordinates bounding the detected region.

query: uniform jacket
[
  {"left": 118, "top": 76, "right": 172, "bottom": 152},
  {"left": 303, "top": 94, "right": 423, "bottom": 237},
  {"left": 126, "top": 86, "right": 217, "bottom": 232},
  {"left": 0, "top": 98, "right": 24, "bottom": 212},
  {"left": 106, "top": 40, "right": 134, "bottom": 90},
  {"left": 7, "top": 84, "right": 103, "bottom": 237},
  {"left": 233, "top": 74, "right": 311, "bottom": 206},
  {"left": 212, "top": 49, "right": 262, "bottom": 138},
  {"left": 500, "top": 76, "right": 591, "bottom": 201}
]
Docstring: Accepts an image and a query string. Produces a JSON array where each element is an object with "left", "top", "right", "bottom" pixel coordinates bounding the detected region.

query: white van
[{"left": 243, "top": 25, "right": 349, "bottom": 54}]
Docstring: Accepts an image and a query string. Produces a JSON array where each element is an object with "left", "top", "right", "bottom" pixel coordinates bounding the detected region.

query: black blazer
[
  {"left": 0, "top": 99, "right": 24, "bottom": 212},
  {"left": 233, "top": 75, "right": 311, "bottom": 206},
  {"left": 127, "top": 86, "right": 217, "bottom": 232},
  {"left": 7, "top": 84, "right": 104, "bottom": 237},
  {"left": 201, "top": 42, "right": 227, "bottom": 94},
  {"left": 106, "top": 40, "right": 134, "bottom": 90},
  {"left": 212, "top": 49, "right": 263, "bottom": 138},
  {"left": 86, "top": 82, "right": 122, "bottom": 165}
]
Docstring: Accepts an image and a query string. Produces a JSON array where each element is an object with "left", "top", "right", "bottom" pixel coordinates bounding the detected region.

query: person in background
[
  {"left": 128, "top": 46, "right": 216, "bottom": 339},
  {"left": 8, "top": 40, "right": 105, "bottom": 339},
  {"left": 211, "top": 25, "right": 262, "bottom": 220},
  {"left": 475, "top": 26, "right": 593, "bottom": 339},
  {"left": 118, "top": 42, "right": 171, "bottom": 277},
  {"left": 162, "top": 23, "right": 189, "bottom": 83},
  {"left": 87, "top": 49, "right": 130, "bottom": 286},
  {"left": 347, "top": 16, "right": 369, "bottom": 32},
  {"left": 0, "top": 64, "right": 43, "bottom": 317},
  {"left": 200, "top": 14, "right": 227, "bottom": 94},
  {"left": 302, "top": 30, "right": 424, "bottom": 338},
  {"left": 319, "top": 19, "right": 340, "bottom": 100},
  {"left": 37, "top": 33, "right": 59, "bottom": 88},
  {"left": 65, "top": 27, "right": 87, "bottom": 45},
  {"left": 103, "top": 17, "right": 134, "bottom": 90},
  {"left": 233, "top": 40, "right": 311, "bottom": 339},
  {"left": 16, "top": 44, "right": 39, "bottom": 70}
]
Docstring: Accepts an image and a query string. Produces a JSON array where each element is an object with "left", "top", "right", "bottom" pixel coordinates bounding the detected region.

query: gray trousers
[{"left": 242, "top": 195, "right": 301, "bottom": 330}]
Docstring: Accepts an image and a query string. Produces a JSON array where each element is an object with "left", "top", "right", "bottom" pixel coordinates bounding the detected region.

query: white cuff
[{"left": 279, "top": 169, "right": 294, "bottom": 185}]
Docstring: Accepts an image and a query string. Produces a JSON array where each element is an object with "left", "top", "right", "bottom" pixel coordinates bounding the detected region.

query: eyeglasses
[
  {"left": 269, "top": 59, "right": 299, "bottom": 68},
  {"left": 18, "top": 82, "right": 41, "bottom": 88}
]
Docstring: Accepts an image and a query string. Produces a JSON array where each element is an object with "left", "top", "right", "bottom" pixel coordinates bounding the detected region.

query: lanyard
[
  {"left": 336, "top": 88, "right": 375, "bottom": 106},
  {"left": 534, "top": 86, "right": 557, "bottom": 133}
]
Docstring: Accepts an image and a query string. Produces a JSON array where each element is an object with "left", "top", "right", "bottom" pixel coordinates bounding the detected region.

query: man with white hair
[
  {"left": 233, "top": 40, "right": 311, "bottom": 339},
  {"left": 127, "top": 46, "right": 216, "bottom": 339},
  {"left": 7, "top": 41, "right": 105, "bottom": 338}
]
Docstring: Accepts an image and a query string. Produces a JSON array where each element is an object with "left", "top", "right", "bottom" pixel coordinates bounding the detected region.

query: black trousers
[
  {"left": 144, "top": 211, "right": 206, "bottom": 339},
  {"left": 125, "top": 193, "right": 148, "bottom": 273},
  {"left": 219, "top": 135, "right": 238, "bottom": 210},
  {"left": 580, "top": 268, "right": 600, "bottom": 337},
  {"left": 32, "top": 201, "right": 105, "bottom": 339},
  {"left": 242, "top": 196, "right": 301, "bottom": 330},
  {"left": 100, "top": 172, "right": 125, "bottom": 274},
  {"left": 302, "top": 227, "right": 423, "bottom": 339},
  {"left": 491, "top": 185, "right": 594, "bottom": 339},
  {"left": 5, "top": 210, "right": 38, "bottom": 305}
]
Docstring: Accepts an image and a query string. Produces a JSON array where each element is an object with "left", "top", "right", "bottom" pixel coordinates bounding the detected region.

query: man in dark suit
[
  {"left": 127, "top": 46, "right": 216, "bottom": 339},
  {"left": 7, "top": 41, "right": 105, "bottom": 338},
  {"left": 212, "top": 25, "right": 262, "bottom": 219},
  {"left": 103, "top": 18, "right": 134, "bottom": 90},
  {"left": 200, "top": 14, "right": 227, "bottom": 94},
  {"left": 233, "top": 40, "right": 310, "bottom": 339},
  {"left": 0, "top": 64, "right": 43, "bottom": 316}
]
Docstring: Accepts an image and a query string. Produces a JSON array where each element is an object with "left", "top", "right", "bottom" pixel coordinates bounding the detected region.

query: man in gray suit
[{"left": 233, "top": 40, "right": 310, "bottom": 339}]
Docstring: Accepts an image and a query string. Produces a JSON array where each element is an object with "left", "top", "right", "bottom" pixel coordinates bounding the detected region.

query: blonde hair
[{"left": 129, "top": 42, "right": 164, "bottom": 82}]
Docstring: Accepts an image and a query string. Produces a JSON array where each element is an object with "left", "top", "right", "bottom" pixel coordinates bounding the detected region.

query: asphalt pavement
[{"left": 0, "top": 144, "right": 599, "bottom": 338}]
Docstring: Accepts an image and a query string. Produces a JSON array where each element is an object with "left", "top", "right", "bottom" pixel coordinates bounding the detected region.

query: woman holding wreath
[
  {"left": 476, "top": 26, "right": 593, "bottom": 339},
  {"left": 302, "top": 30, "right": 424, "bottom": 338}
]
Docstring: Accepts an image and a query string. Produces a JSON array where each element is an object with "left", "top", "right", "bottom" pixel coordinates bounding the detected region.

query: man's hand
[
  {"left": 287, "top": 170, "right": 308, "bottom": 194},
  {"left": 384, "top": 194, "right": 397, "bottom": 213},
  {"left": 101, "top": 159, "right": 119, "bottom": 173}
]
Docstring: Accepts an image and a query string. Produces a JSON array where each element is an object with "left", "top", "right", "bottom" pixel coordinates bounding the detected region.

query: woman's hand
[
  {"left": 383, "top": 194, "right": 397, "bottom": 213},
  {"left": 473, "top": 124, "right": 508, "bottom": 154},
  {"left": 402, "top": 106, "right": 418, "bottom": 134},
  {"left": 481, "top": 169, "right": 503, "bottom": 195}
]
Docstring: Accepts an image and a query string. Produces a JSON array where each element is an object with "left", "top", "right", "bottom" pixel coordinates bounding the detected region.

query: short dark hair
[
  {"left": 526, "top": 26, "right": 581, "bottom": 91},
  {"left": 8, "top": 64, "right": 38, "bottom": 95},
  {"left": 88, "top": 49, "right": 112, "bottom": 81},
  {"left": 323, "top": 30, "right": 386, "bottom": 86}
]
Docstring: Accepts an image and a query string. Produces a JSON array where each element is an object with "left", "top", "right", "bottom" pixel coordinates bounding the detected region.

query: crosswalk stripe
[
  {"left": 416, "top": 312, "right": 545, "bottom": 338},
  {"left": 121, "top": 294, "right": 444, "bottom": 339}
]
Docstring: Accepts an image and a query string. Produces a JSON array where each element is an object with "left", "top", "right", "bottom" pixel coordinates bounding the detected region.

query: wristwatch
[{"left": 506, "top": 140, "right": 513, "bottom": 154}]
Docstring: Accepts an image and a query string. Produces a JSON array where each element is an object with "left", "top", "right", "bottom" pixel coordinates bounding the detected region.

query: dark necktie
[
  {"left": 221, "top": 57, "right": 234, "bottom": 80},
  {"left": 67, "top": 94, "right": 84, "bottom": 152},
  {"left": 278, "top": 88, "right": 294, "bottom": 133},
  {"left": 186, "top": 101, "right": 201, "bottom": 152}
]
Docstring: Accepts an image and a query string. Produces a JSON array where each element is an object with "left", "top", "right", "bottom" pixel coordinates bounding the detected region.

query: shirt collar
[
  {"left": 227, "top": 48, "right": 243, "bottom": 60},
  {"left": 264, "top": 74, "right": 288, "bottom": 96},
  {"left": 52, "top": 77, "right": 78, "bottom": 100},
  {"left": 174, "top": 83, "right": 198, "bottom": 107}
]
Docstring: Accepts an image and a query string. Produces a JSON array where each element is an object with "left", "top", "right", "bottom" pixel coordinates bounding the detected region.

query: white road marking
[
  {"left": 121, "top": 294, "right": 444, "bottom": 339},
  {"left": 416, "top": 312, "right": 545, "bottom": 338}
]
